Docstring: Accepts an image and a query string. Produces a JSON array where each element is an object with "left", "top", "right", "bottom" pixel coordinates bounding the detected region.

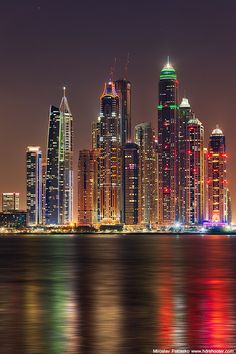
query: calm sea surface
[{"left": 0, "top": 234, "right": 235, "bottom": 353}]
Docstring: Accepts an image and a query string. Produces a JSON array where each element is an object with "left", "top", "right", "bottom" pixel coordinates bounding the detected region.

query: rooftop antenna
[
  {"left": 167, "top": 55, "right": 170, "bottom": 65},
  {"left": 63, "top": 86, "right": 66, "bottom": 97},
  {"left": 109, "top": 57, "right": 117, "bottom": 81},
  {"left": 124, "top": 52, "right": 130, "bottom": 79}
]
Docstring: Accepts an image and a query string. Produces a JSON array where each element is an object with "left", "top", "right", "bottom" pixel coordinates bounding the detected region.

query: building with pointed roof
[{"left": 45, "top": 88, "right": 73, "bottom": 225}]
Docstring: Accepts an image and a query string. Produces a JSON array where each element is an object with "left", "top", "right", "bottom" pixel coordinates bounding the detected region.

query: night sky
[{"left": 1, "top": 0, "right": 236, "bottom": 220}]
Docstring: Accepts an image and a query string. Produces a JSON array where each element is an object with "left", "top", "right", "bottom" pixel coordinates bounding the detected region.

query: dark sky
[{"left": 1, "top": 0, "right": 236, "bottom": 221}]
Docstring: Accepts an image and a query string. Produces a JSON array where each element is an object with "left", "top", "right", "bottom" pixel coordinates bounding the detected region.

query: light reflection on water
[{"left": 0, "top": 235, "right": 235, "bottom": 353}]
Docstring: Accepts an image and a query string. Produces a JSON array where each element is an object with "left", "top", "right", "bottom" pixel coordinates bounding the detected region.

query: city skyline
[
  {"left": 14, "top": 58, "right": 229, "bottom": 228},
  {"left": 1, "top": 1, "right": 236, "bottom": 221},
  {"left": 0, "top": 60, "right": 234, "bottom": 225}
]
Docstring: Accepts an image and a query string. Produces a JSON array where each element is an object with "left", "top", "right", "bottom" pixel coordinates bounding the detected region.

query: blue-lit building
[
  {"left": 26, "top": 146, "right": 42, "bottom": 225},
  {"left": 45, "top": 89, "right": 73, "bottom": 225},
  {"left": 45, "top": 105, "right": 61, "bottom": 225},
  {"left": 0, "top": 211, "right": 27, "bottom": 229},
  {"left": 115, "top": 79, "right": 131, "bottom": 145}
]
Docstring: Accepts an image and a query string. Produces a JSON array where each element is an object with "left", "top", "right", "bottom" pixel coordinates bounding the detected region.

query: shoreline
[{"left": 0, "top": 231, "right": 236, "bottom": 236}]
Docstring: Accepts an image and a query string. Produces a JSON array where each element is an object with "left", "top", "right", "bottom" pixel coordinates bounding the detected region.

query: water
[{"left": 0, "top": 234, "right": 235, "bottom": 353}]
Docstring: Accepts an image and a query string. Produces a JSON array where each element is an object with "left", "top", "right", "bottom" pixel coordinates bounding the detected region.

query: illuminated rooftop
[
  {"left": 179, "top": 97, "right": 190, "bottom": 108},
  {"left": 188, "top": 114, "right": 201, "bottom": 125},
  {"left": 160, "top": 57, "right": 176, "bottom": 79},
  {"left": 212, "top": 125, "right": 223, "bottom": 136},
  {"left": 101, "top": 81, "right": 118, "bottom": 98}
]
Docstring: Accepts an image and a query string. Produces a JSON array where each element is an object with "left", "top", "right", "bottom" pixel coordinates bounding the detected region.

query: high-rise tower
[
  {"left": 78, "top": 149, "right": 98, "bottom": 226},
  {"left": 94, "top": 81, "right": 121, "bottom": 224},
  {"left": 208, "top": 126, "right": 228, "bottom": 224},
  {"left": 45, "top": 88, "right": 73, "bottom": 225},
  {"left": 134, "top": 122, "right": 158, "bottom": 227},
  {"left": 59, "top": 88, "right": 73, "bottom": 224},
  {"left": 178, "top": 97, "right": 192, "bottom": 224},
  {"left": 115, "top": 79, "right": 131, "bottom": 145},
  {"left": 26, "top": 146, "right": 42, "bottom": 225},
  {"left": 2, "top": 193, "right": 20, "bottom": 212},
  {"left": 45, "top": 105, "right": 60, "bottom": 224},
  {"left": 186, "top": 115, "right": 204, "bottom": 224},
  {"left": 122, "top": 143, "right": 139, "bottom": 225},
  {"left": 157, "top": 58, "right": 179, "bottom": 225}
]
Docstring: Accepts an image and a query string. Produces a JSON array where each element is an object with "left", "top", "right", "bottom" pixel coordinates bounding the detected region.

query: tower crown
[
  {"left": 180, "top": 97, "right": 190, "bottom": 108},
  {"left": 160, "top": 57, "right": 176, "bottom": 79},
  {"left": 101, "top": 81, "right": 118, "bottom": 98},
  {"left": 212, "top": 125, "right": 223, "bottom": 136}
]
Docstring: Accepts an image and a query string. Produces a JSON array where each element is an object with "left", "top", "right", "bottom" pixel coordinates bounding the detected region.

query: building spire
[
  {"left": 60, "top": 86, "right": 71, "bottom": 115},
  {"left": 167, "top": 55, "right": 170, "bottom": 67},
  {"left": 124, "top": 52, "right": 130, "bottom": 79},
  {"left": 109, "top": 57, "right": 117, "bottom": 82},
  {"left": 63, "top": 86, "right": 66, "bottom": 98}
]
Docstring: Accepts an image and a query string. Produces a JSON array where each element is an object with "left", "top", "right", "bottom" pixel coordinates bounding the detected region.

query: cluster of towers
[
  {"left": 26, "top": 88, "right": 73, "bottom": 226},
  {"left": 26, "top": 59, "right": 232, "bottom": 228}
]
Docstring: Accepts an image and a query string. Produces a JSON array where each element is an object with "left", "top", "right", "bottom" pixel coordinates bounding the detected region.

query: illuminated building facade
[
  {"left": 203, "top": 147, "right": 209, "bottom": 220},
  {"left": 59, "top": 88, "right": 73, "bottom": 224},
  {"left": 208, "top": 126, "right": 228, "bottom": 224},
  {"left": 2, "top": 193, "right": 20, "bottom": 212},
  {"left": 178, "top": 97, "right": 192, "bottom": 224},
  {"left": 122, "top": 143, "right": 139, "bottom": 225},
  {"left": 227, "top": 188, "right": 232, "bottom": 224},
  {"left": 26, "top": 146, "right": 42, "bottom": 225},
  {"left": 45, "top": 88, "right": 73, "bottom": 225},
  {"left": 0, "top": 211, "right": 27, "bottom": 228},
  {"left": 115, "top": 79, "right": 131, "bottom": 145},
  {"left": 41, "top": 157, "right": 47, "bottom": 225},
  {"left": 94, "top": 81, "right": 121, "bottom": 223},
  {"left": 186, "top": 116, "right": 204, "bottom": 224},
  {"left": 78, "top": 149, "right": 98, "bottom": 226},
  {"left": 134, "top": 122, "right": 157, "bottom": 227},
  {"left": 157, "top": 59, "right": 179, "bottom": 225},
  {"left": 45, "top": 105, "right": 60, "bottom": 224}
]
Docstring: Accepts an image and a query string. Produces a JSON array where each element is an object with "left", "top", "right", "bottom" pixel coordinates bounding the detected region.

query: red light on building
[{"left": 163, "top": 187, "right": 170, "bottom": 193}]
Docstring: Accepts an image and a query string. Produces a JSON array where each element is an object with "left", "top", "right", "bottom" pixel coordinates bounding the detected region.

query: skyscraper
[
  {"left": 26, "top": 146, "right": 42, "bottom": 225},
  {"left": 59, "top": 88, "right": 73, "bottom": 224},
  {"left": 2, "top": 193, "right": 20, "bottom": 212},
  {"left": 78, "top": 149, "right": 98, "bottom": 226},
  {"left": 203, "top": 147, "right": 209, "bottom": 221},
  {"left": 45, "top": 88, "right": 73, "bottom": 225},
  {"left": 45, "top": 105, "right": 60, "bottom": 224},
  {"left": 122, "top": 143, "right": 139, "bottom": 225},
  {"left": 41, "top": 157, "right": 47, "bottom": 225},
  {"left": 115, "top": 79, "right": 131, "bottom": 145},
  {"left": 94, "top": 80, "right": 121, "bottom": 224},
  {"left": 178, "top": 97, "right": 192, "bottom": 224},
  {"left": 208, "top": 126, "right": 228, "bottom": 224},
  {"left": 134, "top": 122, "right": 157, "bottom": 227},
  {"left": 157, "top": 58, "right": 179, "bottom": 225},
  {"left": 186, "top": 115, "right": 204, "bottom": 224}
]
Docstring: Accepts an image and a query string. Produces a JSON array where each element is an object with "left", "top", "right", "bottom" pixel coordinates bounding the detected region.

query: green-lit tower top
[{"left": 160, "top": 57, "right": 177, "bottom": 79}]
